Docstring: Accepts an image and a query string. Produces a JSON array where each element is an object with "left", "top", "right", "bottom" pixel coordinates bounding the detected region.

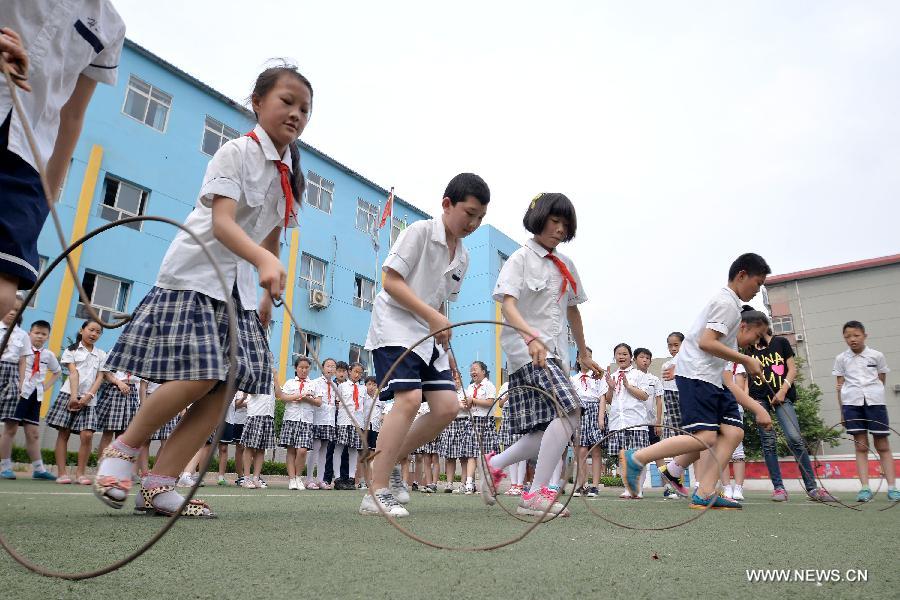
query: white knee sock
[
  {"left": 550, "top": 458, "right": 563, "bottom": 486},
  {"left": 332, "top": 443, "right": 346, "bottom": 477},
  {"left": 531, "top": 414, "right": 578, "bottom": 493},
  {"left": 349, "top": 451, "right": 358, "bottom": 478},
  {"left": 509, "top": 461, "right": 525, "bottom": 485},
  {"left": 489, "top": 431, "right": 543, "bottom": 470},
  {"left": 307, "top": 439, "right": 320, "bottom": 480},
  {"left": 317, "top": 442, "right": 329, "bottom": 482}
]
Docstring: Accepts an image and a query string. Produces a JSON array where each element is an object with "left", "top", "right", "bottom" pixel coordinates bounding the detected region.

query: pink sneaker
[
  {"left": 516, "top": 486, "right": 570, "bottom": 520},
  {"left": 319, "top": 481, "right": 333, "bottom": 490},
  {"left": 771, "top": 488, "right": 788, "bottom": 502},
  {"left": 478, "top": 452, "right": 506, "bottom": 506},
  {"left": 306, "top": 480, "right": 320, "bottom": 490}
]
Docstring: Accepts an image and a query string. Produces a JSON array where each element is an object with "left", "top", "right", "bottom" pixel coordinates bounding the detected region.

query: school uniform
[
  {"left": 364, "top": 392, "right": 384, "bottom": 449},
  {"left": 146, "top": 381, "right": 178, "bottom": 440},
  {"left": 0, "top": 1, "right": 125, "bottom": 288},
  {"left": 94, "top": 368, "right": 139, "bottom": 432},
  {"left": 644, "top": 372, "right": 665, "bottom": 444},
  {"left": 230, "top": 393, "right": 248, "bottom": 445},
  {"left": 496, "top": 382, "right": 519, "bottom": 449},
  {"left": 726, "top": 362, "right": 747, "bottom": 459},
  {"left": 241, "top": 392, "right": 275, "bottom": 450},
  {"left": 493, "top": 240, "right": 586, "bottom": 434},
  {"left": 467, "top": 379, "right": 499, "bottom": 455},
  {"left": 605, "top": 366, "right": 652, "bottom": 454},
  {"left": 660, "top": 357, "right": 681, "bottom": 438},
  {"left": 833, "top": 347, "right": 891, "bottom": 436},
  {"left": 335, "top": 380, "right": 365, "bottom": 450},
  {"left": 312, "top": 375, "right": 338, "bottom": 441},
  {"left": 279, "top": 377, "right": 315, "bottom": 449},
  {"left": 4, "top": 344, "right": 61, "bottom": 425},
  {"left": 46, "top": 342, "right": 106, "bottom": 432},
  {"left": 571, "top": 372, "right": 608, "bottom": 448},
  {"left": 674, "top": 287, "right": 744, "bottom": 433},
  {"left": 440, "top": 391, "right": 476, "bottom": 459},
  {"left": 412, "top": 402, "right": 441, "bottom": 455},
  {"left": 216, "top": 397, "right": 237, "bottom": 445},
  {"left": 365, "top": 218, "right": 464, "bottom": 401},
  {"left": 0, "top": 323, "right": 31, "bottom": 420},
  {"left": 103, "top": 124, "right": 300, "bottom": 394}
]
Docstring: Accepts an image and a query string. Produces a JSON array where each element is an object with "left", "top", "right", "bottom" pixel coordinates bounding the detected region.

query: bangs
[{"left": 522, "top": 193, "right": 578, "bottom": 241}]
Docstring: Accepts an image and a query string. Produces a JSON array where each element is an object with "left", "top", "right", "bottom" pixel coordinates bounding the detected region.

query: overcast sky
[{"left": 115, "top": 1, "right": 899, "bottom": 359}]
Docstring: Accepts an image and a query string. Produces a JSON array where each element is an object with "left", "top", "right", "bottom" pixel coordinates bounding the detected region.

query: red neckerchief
[
  {"left": 473, "top": 383, "right": 481, "bottom": 398},
  {"left": 616, "top": 370, "right": 626, "bottom": 393},
  {"left": 352, "top": 383, "right": 360, "bottom": 410},
  {"left": 545, "top": 252, "right": 577, "bottom": 302},
  {"left": 580, "top": 373, "right": 588, "bottom": 390},
  {"left": 31, "top": 348, "right": 41, "bottom": 378},
  {"left": 245, "top": 131, "right": 295, "bottom": 238}
]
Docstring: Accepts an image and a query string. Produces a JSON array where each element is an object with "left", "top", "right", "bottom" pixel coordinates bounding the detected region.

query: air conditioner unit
[
  {"left": 893, "top": 384, "right": 900, "bottom": 394},
  {"left": 309, "top": 288, "right": 329, "bottom": 309},
  {"left": 795, "top": 333, "right": 805, "bottom": 342}
]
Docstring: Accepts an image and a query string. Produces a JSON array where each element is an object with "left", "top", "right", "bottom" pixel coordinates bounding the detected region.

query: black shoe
[
  {"left": 411, "top": 482, "right": 419, "bottom": 491},
  {"left": 334, "top": 478, "right": 348, "bottom": 490}
]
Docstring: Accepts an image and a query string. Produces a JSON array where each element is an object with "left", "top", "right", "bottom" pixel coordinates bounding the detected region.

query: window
[
  {"left": 293, "top": 329, "right": 321, "bottom": 360},
  {"left": 122, "top": 75, "right": 172, "bottom": 131},
  {"left": 299, "top": 254, "right": 327, "bottom": 290},
  {"left": 498, "top": 252, "right": 509, "bottom": 275},
  {"left": 26, "top": 256, "right": 48, "bottom": 308},
  {"left": 76, "top": 272, "right": 130, "bottom": 323},
  {"left": 353, "top": 275, "right": 376, "bottom": 311},
  {"left": 356, "top": 199, "right": 378, "bottom": 234},
  {"left": 201, "top": 116, "right": 239, "bottom": 156},
  {"left": 772, "top": 315, "right": 794, "bottom": 335},
  {"left": 100, "top": 176, "right": 148, "bottom": 230},
  {"left": 390, "top": 217, "right": 406, "bottom": 246},
  {"left": 349, "top": 344, "right": 372, "bottom": 373},
  {"left": 306, "top": 171, "right": 333, "bottom": 213}
]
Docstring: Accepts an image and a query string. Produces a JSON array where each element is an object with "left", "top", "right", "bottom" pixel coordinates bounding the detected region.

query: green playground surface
[{"left": 0, "top": 479, "right": 897, "bottom": 599}]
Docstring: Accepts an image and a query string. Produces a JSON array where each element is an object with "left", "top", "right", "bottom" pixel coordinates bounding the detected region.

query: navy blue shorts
[
  {"left": 0, "top": 113, "right": 50, "bottom": 289},
  {"left": 2, "top": 391, "right": 41, "bottom": 426},
  {"left": 218, "top": 422, "right": 235, "bottom": 445},
  {"left": 675, "top": 376, "right": 742, "bottom": 433},
  {"left": 230, "top": 423, "right": 245, "bottom": 445},
  {"left": 367, "top": 429, "right": 379, "bottom": 450},
  {"left": 842, "top": 403, "right": 890, "bottom": 436},
  {"left": 648, "top": 427, "right": 661, "bottom": 445},
  {"left": 372, "top": 346, "right": 455, "bottom": 401}
]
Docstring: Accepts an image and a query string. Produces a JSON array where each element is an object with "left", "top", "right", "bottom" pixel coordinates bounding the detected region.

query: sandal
[
  {"left": 93, "top": 447, "right": 136, "bottom": 509},
  {"left": 141, "top": 485, "right": 217, "bottom": 519},
  {"left": 133, "top": 492, "right": 152, "bottom": 515},
  {"left": 77, "top": 476, "right": 93, "bottom": 485},
  {"left": 56, "top": 475, "right": 72, "bottom": 484}
]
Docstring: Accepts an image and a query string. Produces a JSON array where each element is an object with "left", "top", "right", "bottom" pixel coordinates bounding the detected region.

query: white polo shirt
[
  {"left": 155, "top": 124, "right": 300, "bottom": 308},
  {"left": 365, "top": 393, "right": 384, "bottom": 432},
  {"left": 282, "top": 376, "right": 315, "bottom": 423},
  {"left": 644, "top": 373, "right": 664, "bottom": 422},
  {"left": 833, "top": 347, "right": 890, "bottom": 406},
  {"left": 59, "top": 342, "right": 107, "bottom": 404},
  {"left": 0, "top": 323, "right": 30, "bottom": 363},
  {"left": 606, "top": 366, "right": 651, "bottom": 431},
  {"left": 570, "top": 372, "right": 607, "bottom": 403},
  {"left": 661, "top": 358, "right": 678, "bottom": 392},
  {"left": 232, "top": 393, "right": 248, "bottom": 426},
  {"left": 245, "top": 392, "right": 275, "bottom": 418},
  {"left": 0, "top": 1, "right": 125, "bottom": 172},
  {"left": 493, "top": 240, "right": 587, "bottom": 375},
  {"left": 20, "top": 346, "right": 61, "bottom": 399},
  {"left": 336, "top": 380, "right": 365, "bottom": 427},
  {"left": 364, "top": 218, "right": 468, "bottom": 371},
  {"left": 466, "top": 379, "right": 497, "bottom": 417},
  {"left": 312, "top": 376, "right": 338, "bottom": 426},
  {"left": 675, "top": 287, "right": 743, "bottom": 388}
]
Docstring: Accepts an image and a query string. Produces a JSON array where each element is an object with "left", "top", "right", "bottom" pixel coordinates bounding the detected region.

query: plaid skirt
[
  {"left": 505, "top": 360, "right": 581, "bottom": 434},
  {"left": 415, "top": 434, "right": 441, "bottom": 455},
  {"left": 663, "top": 390, "right": 682, "bottom": 438},
  {"left": 605, "top": 428, "right": 650, "bottom": 455},
  {"left": 334, "top": 424, "right": 363, "bottom": 450},
  {"left": 45, "top": 392, "right": 96, "bottom": 432},
  {"left": 498, "top": 418, "right": 523, "bottom": 449},
  {"left": 313, "top": 424, "right": 336, "bottom": 441},
  {"left": 440, "top": 417, "right": 476, "bottom": 458},
  {"left": 0, "top": 362, "right": 20, "bottom": 421},
  {"left": 470, "top": 415, "right": 499, "bottom": 455},
  {"left": 279, "top": 420, "right": 314, "bottom": 449},
  {"left": 152, "top": 414, "right": 179, "bottom": 440},
  {"left": 103, "top": 286, "right": 273, "bottom": 394},
  {"left": 731, "top": 442, "right": 746, "bottom": 461},
  {"left": 241, "top": 415, "right": 275, "bottom": 449},
  {"left": 578, "top": 402, "right": 603, "bottom": 448},
  {"left": 94, "top": 382, "right": 139, "bottom": 432}
]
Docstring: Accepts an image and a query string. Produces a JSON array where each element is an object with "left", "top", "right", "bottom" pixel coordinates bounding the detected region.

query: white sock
[
  {"left": 550, "top": 459, "right": 563, "bottom": 486},
  {"left": 489, "top": 431, "right": 543, "bottom": 470},
  {"left": 666, "top": 460, "right": 686, "bottom": 478},
  {"left": 465, "top": 476, "right": 473, "bottom": 485},
  {"left": 0, "top": 458, "right": 12, "bottom": 470},
  {"left": 332, "top": 443, "right": 346, "bottom": 478},
  {"left": 307, "top": 440, "right": 319, "bottom": 479},
  {"left": 531, "top": 414, "right": 578, "bottom": 492},
  {"left": 317, "top": 442, "right": 329, "bottom": 482},
  {"left": 348, "top": 451, "right": 358, "bottom": 478},
  {"left": 32, "top": 460, "right": 46, "bottom": 473},
  {"left": 638, "top": 467, "right": 647, "bottom": 491}
]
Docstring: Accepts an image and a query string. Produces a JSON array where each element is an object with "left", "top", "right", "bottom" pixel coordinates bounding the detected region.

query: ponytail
[
  {"left": 289, "top": 141, "right": 304, "bottom": 206},
  {"left": 740, "top": 305, "right": 769, "bottom": 327}
]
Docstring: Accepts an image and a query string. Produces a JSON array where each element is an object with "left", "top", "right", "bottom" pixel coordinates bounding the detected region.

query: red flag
[{"left": 378, "top": 187, "right": 394, "bottom": 229}]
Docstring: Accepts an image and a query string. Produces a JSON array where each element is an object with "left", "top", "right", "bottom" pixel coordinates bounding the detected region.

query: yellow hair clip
[{"left": 530, "top": 194, "right": 542, "bottom": 209}]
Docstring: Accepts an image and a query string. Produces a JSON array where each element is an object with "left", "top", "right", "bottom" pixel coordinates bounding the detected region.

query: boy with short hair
[
  {"left": 360, "top": 173, "right": 490, "bottom": 517},
  {"left": 833, "top": 320, "right": 897, "bottom": 502},
  {"left": 633, "top": 347, "right": 668, "bottom": 496},
  {"left": 0, "top": 319, "right": 61, "bottom": 480}
]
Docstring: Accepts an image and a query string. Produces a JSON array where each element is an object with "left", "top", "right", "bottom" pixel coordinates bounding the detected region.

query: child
[
  {"left": 95, "top": 367, "right": 140, "bottom": 458},
  {"left": 0, "top": 296, "right": 31, "bottom": 445},
  {"left": 833, "top": 320, "right": 898, "bottom": 502},
  {"left": 361, "top": 173, "right": 490, "bottom": 517},
  {"left": 328, "top": 361, "right": 350, "bottom": 488},
  {"left": 0, "top": 319, "right": 60, "bottom": 480},
  {"left": 412, "top": 402, "right": 440, "bottom": 492},
  {"left": 441, "top": 373, "right": 474, "bottom": 493},
  {"left": 659, "top": 332, "right": 684, "bottom": 497},
  {"left": 215, "top": 392, "right": 242, "bottom": 485},
  {"left": 335, "top": 362, "right": 366, "bottom": 489},
  {"left": 0, "top": 7, "right": 126, "bottom": 320},
  {"left": 720, "top": 363, "right": 747, "bottom": 501},
  {"left": 483, "top": 193, "right": 603, "bottom": 518},
  {"left": 622, "top": 254, "right": 773, "bottom": 510},
  {"left": 93, "top": 65, "right": 311, "bottom": 517},
  {"left": 242, "top": 367, "right": 281, "bottom": 489},
  {"left": 280, "top": 357, "right": 320, "bottom": 490},
  {"left": 360, "top": 375, "right": 383, "bottom": 488},
  {"left": 45, "top": 319, "right": 106, "bottom": 484},
  {"left": 571, "top": 347, "right": 607, "bottom": 497},
  {"left": 464, "top": 360, "right": 498, "bottom": 493},
  {"left": 604, "top": 343, "right": 651, "bottom": 499},
  {"left": 307, "top": 357, "right": 337, "bottom": 489},
  {"left": 497, "top": 380, "right": 524, "bottom": 496},
  {"left": 633, "top": 347, "right": 666, "bottom": 495}
]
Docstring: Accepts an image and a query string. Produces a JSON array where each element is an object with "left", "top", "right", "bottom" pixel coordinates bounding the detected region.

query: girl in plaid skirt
[
  {"left": 94, "top": 66, "right": 313, "bottom": 518},
  {"left": 483, "top": 194, "right": 604, "bottom": 518},
  {"left": 95, "top": 370, "right": 140, "bottom": 459},
  {"left": 463, "top": 361, "right": 498, "bottom": 494},
  {"left": 307, "top": 358, "right": 337, "bottom": 489},
  {"left": 571, "top": 347, "right": 608, "bottom": 498},
  {"left": 605, "top": 343, "right": 652, "bottom": 498}
]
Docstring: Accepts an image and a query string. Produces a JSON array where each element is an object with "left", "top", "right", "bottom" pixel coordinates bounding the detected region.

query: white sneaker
[
  {"left": 464, "top": 482, "right": 475, "bottom": 495},
  {"left": 258, "top": 478, "right": 267, "bottom": 489},
  {"left": 359, "top": 488, "right": 410, "bottom": 517},
  {"left": 176, "top": 473, "right": 194, "bottom": 488},
  {"left": 732, "top": 485, "right": 744, "bottom": 501},
  {"left": 288, "top": 478, "right": 299, "bottom": 491},
  {"left": 723, "top": 484, "right": 734, "bottom": 500},
  {"left": 619, "top": 490, "right": 632, "bottom": 499},
  {"left": 295, "top": 477, "right": 306, "bottom": 491},
  {"left": 389, "top": 465, "right": 410, "bottom": 504}
]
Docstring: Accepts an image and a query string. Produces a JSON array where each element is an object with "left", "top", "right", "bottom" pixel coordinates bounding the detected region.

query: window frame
[
  {"left": 292, "top": 329, "right": 322, "bottom": 360},
  {"left": 99, "top": 175, "right": 149, "bottom": 231},
  {"left": 121, "top": 75, "right": 172, "bottom": 132},
  {"left": 353, "top": 274, "right": 376, "bottom": 311},
  {"left": 356, "top": 198, "right": 379, "bottom": 234},
  {"left": 772, "top": 315, "right": 795, "bottom": 336},
  {"left": 76, "top": 271, "right": 131, "bottom": 323},
  {"left": 348, "top": 344, "right": 373, "bottom": 373},
  {"left": 306, "top": 170, "right": 334, "bottom": 214},
  {"left": 390, "top": 216, "right": 406, "bottom": 246},
  {"left": 26, "top": 256, "right": 48, "bottom": 308},
  {"left": 200, "top": 115, "right": 239, "bottom": 156},
  {"left": 299, "top": 253, "right": 327, "bottom": 290}
]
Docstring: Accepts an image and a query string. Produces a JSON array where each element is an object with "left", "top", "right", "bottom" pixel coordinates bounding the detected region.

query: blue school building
[{"left": 22, "top": 39, "right": 526, "bottom": 416}]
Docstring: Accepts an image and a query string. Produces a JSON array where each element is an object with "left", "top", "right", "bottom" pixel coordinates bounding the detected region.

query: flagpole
[{"left": 374, "top": 201, "right": 381, "bottom": 293}]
